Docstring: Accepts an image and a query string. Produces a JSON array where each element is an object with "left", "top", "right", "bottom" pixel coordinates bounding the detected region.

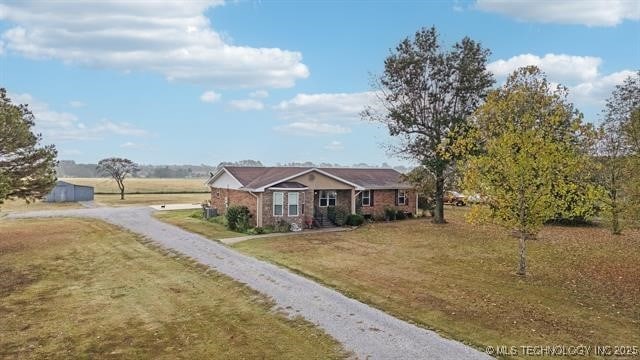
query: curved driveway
[{"left": 6, "top": 207, "right": 492, "bottom": 360}]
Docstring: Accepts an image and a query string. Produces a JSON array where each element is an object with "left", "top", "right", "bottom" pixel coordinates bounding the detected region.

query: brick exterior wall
[
  {"left": 210, "top": 187, "right": 258, "bottom": 226},
  {"left": 262, "top": 189, "right": 313, "bottom": 228},
  {"left": 358, "top": 189, "right": 416, "bottom": 217}
]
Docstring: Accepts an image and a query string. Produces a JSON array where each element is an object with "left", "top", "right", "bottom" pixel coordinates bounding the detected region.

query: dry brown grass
[
  {"left": 94, "top": 193, "right": 210, "bottom": 206},
  {"left": 0, "top": 199, "right": 84, "bottom": 213},
  {"left": 153, "top": 210, "right": 239, "bottom": 240},
  {"left": 232, "top": 208, "right": 640, "bottom": 357},
  {"left": 0, "top": 218, "right": 346, "bottom": 359},
  {"left": 60, "top": 177, "right": 209, "bottom": 193}
]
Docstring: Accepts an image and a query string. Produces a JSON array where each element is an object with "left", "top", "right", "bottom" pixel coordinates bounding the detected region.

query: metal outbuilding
[{"left": 44, "top": 180, "right": 94, "bottom": 202}]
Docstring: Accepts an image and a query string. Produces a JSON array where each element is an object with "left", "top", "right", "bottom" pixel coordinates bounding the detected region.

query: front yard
[
  {"left": 0, "top": 218, "right": 345, "bottom": 359},
  {"left": 230, "top": 208, "right": 640, "bottom": 356},
  {"left": 153, "top": 209, "right": 239, "bottom": 240}
]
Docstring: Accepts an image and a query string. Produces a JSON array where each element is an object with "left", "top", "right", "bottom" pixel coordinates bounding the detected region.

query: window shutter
[
  {"left": 395, "top": 189, "right": 399, "bottom": 206},
  {"left": 370, "top": 190, "right": 374, "bottom": 206}
]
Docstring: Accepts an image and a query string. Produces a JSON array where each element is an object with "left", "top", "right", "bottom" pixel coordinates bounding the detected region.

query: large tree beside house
[
  {"left": 363, "top": 26, "right": 494, "bottom": 224},
  {"left": 460, "top": 66, "right": 594, "bottom": 276}
]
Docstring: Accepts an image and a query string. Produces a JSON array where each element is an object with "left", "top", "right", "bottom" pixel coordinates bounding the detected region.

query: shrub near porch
[{"left": 232, "top": 208, "right": 640, "bottom": 355}]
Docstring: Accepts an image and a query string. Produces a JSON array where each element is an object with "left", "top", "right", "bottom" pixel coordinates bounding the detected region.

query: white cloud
[
  {"left": 487, "top": 53, "right": 636, "bottom": 112},
  {"left": 228, "top": 99, "right": 264, "bottom": 111},
  {"left": 60, "top": 149, "right": 82, "bottom": 155},
  {"left": 120, "top": 141, "right": 142, "bottom": 149},
  {"left": 571, "top": 70, "right": 637, "bottom": 107},
  {"left": 476, "top": 0, "right": 640, "bottom": 26},
  {"left": 249, "top": 90, "right": 269, "bottom": 98},
  {"left": 8, "top": 91, "right": 148, "bottom": 141},
  {"left": 200, "top": 90, "right": 221, "bottom": 103},
  {"left": 274, "top": 122, "right": 351, "bottom": 136},
  {"left": 10, "top": 92, "right": 79, "bottom": 128},
  {"left": 95, "top": 121, "right": 148, "bottom": 137},
  {"left": 0, "top": 1, "right": 309, "bottom": 88},
  {"left": 275, "top": 91, "right": 379, "bottom": 123},
  {"left": 273, "top": 91, "right": 380, "bottom": 136},
  {"left": 324, "top": 140, "right": 344, "bottom": 151},
  {"left": 488, "top": 54, "right": 601, "bottom": 83},
  {"left": 69, "top": 100, "right": 85, "bottom": 108}
]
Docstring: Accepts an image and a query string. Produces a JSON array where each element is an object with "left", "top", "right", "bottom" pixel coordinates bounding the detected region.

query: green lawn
[
  {"left": 229, "top": 208, "right": 640, "bottom": 357},
  {"left": 0, "top": 218, "right": 346, "bottom": 359},
  {"left": 153, "top": 209, "right": 239, "bottom": 240}
]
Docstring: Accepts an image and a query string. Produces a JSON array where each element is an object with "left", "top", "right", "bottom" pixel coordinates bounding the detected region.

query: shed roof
[{"left": 54, "top": 180, "right": 94, "bottom": 189}]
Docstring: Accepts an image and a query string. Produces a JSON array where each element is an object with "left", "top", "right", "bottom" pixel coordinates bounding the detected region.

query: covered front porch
[{"left": 312, "top": 189, "right": 356, "bottom": 227}]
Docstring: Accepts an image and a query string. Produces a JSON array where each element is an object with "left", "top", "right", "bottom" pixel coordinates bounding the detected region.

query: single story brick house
[{"left": 206, "top": 166, "right": 416, "bottom": 228}]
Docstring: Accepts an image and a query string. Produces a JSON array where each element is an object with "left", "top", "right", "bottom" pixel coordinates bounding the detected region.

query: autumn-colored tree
[
  {"left": 363, "top": 26, "right": 494, "bottom": 224},
  {"left": 625, "top": 108, "right": 640, "bottom": 222},
  {"left": 460, "top": 66, "right": 594, "bottom": 276},
  {"left": 97, "top": 158, "right": 139, "bottom": 200},
  {"left": 0, "top": 88, "right": 57, "bottom": 208},
  {"left": 597, "top": 71, "right": 640, "bottom": 233}
]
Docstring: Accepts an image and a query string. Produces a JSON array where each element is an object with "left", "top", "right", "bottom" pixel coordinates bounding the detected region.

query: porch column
[{"left": 351, "top": 189, "right": 356, "bottom": 214}]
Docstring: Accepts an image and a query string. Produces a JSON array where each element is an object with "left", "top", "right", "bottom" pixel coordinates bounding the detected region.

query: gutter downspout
[{"left": 248, "top": 191, "right": 261, "bottom": 227}]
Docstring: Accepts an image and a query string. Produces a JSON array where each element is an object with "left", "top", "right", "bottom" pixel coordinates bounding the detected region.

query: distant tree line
[{"left": 56, "top": 159, "right": 413, "bottom": 178}]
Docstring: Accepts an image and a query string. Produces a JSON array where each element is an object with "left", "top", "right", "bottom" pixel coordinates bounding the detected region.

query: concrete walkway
[{"left": 5, "top": 207, "right": 492, "bottom": 360}]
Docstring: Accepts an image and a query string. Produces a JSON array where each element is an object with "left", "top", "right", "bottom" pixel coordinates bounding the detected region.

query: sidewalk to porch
[{"left": 220, "top": 226, "right": 355, "bottom": 245}]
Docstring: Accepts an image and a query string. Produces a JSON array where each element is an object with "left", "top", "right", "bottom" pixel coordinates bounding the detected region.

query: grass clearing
[
  {"left": 0, "top": 218, "right": 346, "bottom": 359},
  {"left": 95, "top": 193, "right": 210, "bottom": 207},
  {"left": 154, "top": 209, "right": 239, "bottom": 240},
  {"left": 0, "top": 198, "right": 84, "bottom": 213},
  {"left": 230, "top": 207, "right": 640, "bottom": 356},
  {"left": 60, "top": 177, "right": 209, "bottom": 194}
]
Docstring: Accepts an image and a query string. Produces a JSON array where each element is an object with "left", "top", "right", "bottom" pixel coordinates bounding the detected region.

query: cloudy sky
[{"left": 1, "top": 0, "right": 638, "bottom": 166}]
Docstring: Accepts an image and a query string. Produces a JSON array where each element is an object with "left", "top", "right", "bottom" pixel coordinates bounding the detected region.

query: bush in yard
[
  {"left": 373, "top": 211, "right": 386, "bottom": 222},
  {"left": 384, "top": 206, "right": 397, "bottom": 221},
  {"left": 346, "top": 214, "right": 365, "bottom": 226},
  {"left": 273, "top": 219, "right": 290, "bottom": 233},
  {"left": 334, "top": 206, "right": 350, "bottom": 226},
  {"left": 396, "top": 211, "right": 407, "bottom": 220},
  {"left": 225, "top": 205, "right": 251, "bottom": 232}
]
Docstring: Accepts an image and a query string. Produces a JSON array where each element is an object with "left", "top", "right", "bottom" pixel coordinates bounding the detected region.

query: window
[
  {"left": 273, "top": 192, "right": 284, "bottom": 216},
  {"left": 288, "top": 192, "right": 299, "bottom": 216},
  {"left": 361, "top": 190, "right": 371, "bottom": 206},
  {"left": 319, "top": 190, "right": 337, "bottom": 207},
  {"left": 397, "top": 190, "right": 407, "bottom": 205}
]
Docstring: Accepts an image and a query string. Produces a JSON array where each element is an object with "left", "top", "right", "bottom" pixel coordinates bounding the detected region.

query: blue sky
[{"left": 1, "top": 0, "right": 638, "bottom": 166}]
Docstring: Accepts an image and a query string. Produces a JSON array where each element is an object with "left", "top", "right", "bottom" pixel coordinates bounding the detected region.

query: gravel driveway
[{"left": 5, "top": 207, "right": 492, "bottom": 360}]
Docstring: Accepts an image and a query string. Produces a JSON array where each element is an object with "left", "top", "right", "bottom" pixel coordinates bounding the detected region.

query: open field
[
  {"left": 94, "top": 193, "right": 210, "bottom": 206},
  {"left": 0, "top": 193, "right": 212, "bottom": 212},
  {"left": 225, "top": 208, "right": 640, "bottom": 356},
  {"left": 0, "top": 218, "right": 345, "bottom": 359},
  {"left": 60, "top": 177, "right": 209, "bottom": 193},
  {"left": 154, "top": 210, "right": 239, "bottom": 239}
]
